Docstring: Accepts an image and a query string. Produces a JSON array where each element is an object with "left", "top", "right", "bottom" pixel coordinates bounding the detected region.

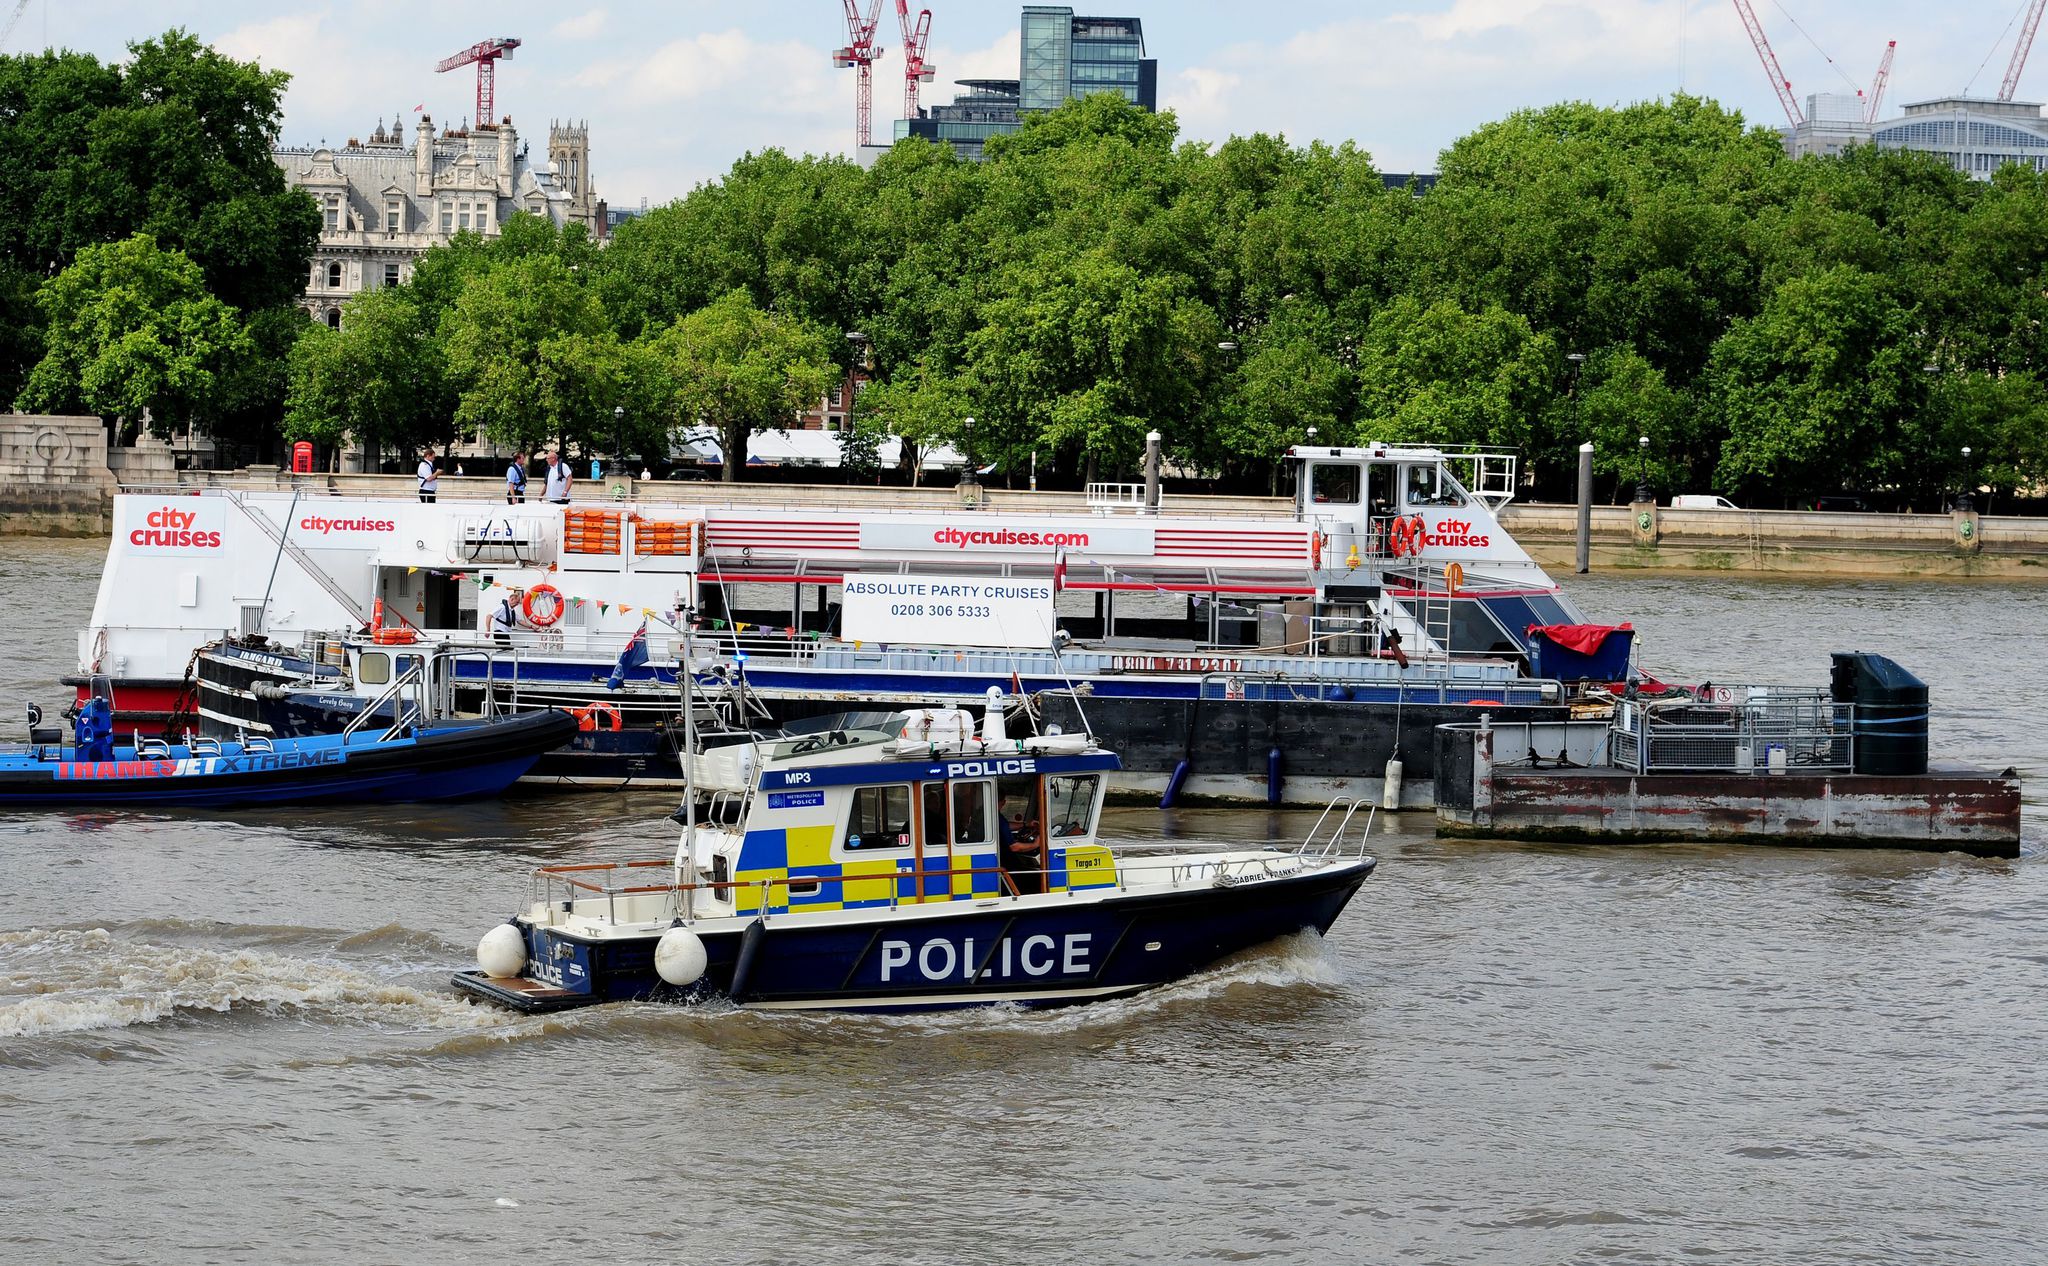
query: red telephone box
[{"left": 291, "top": 441, "right": 314, "bottom": 473}]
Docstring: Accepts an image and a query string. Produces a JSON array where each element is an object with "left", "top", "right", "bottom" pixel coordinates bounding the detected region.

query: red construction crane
[
  {"left": 833, "top": 0, "right": 887, "bottom": 147},
  {"left": 1730, "top": 1, "right": 1803, "bottom": 127},
  {"left": 436, "top": 37, "right": 522, "bottom": 127},
  {"left": 898, "top": 1, "right": 935, "bottom": 120},
  {"left": 1999, "top": 0, "right": 2048, "bottom": 100},
  {"left": 1865, "top": 40, "right": 1895, "bottom": 124}
]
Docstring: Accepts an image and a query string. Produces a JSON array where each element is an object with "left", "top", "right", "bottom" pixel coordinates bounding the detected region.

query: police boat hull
[
  {"left": 0, "top": 709, "right": 577, "bottom": 808},
  {"left": 453, "top": 854, "right": 1374, "bottom": 1013}
]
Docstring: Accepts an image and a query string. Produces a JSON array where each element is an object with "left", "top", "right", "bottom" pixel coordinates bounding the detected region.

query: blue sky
[{"left": 8, "top": 2, "right": 2041, "bottom": 205}]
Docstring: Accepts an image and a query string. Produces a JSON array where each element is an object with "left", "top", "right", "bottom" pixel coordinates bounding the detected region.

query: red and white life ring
[
  {"left": 522, "top": 584, "right": 565, "bottom": 628},
  {"left": 1389, "top": 517, "right": 1417, "bottom": 557}
]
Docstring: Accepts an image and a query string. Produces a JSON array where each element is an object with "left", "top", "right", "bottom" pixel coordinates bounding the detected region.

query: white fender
[{"left": 655, "top": 927, "right": 709, "bottom": 987}]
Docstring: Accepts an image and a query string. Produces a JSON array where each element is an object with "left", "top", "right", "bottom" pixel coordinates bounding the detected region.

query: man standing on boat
[
  {"left": 417, "top": 448, "right": 441, "bottom": 503},
  {"left": 490, "top": 589, "right": 522, "bottom": 646},
  {"left": 505, "top": 452, "right": 528, "bottom": 505},
  {"left": 544, "top": 449, "right": 572, "bottom": 505}
]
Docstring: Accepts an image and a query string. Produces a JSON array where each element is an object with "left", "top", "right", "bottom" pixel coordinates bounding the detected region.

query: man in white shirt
[
  {"left": 489, "top": 589, "right": 521, "bottom": 646},
  {"left": 417, "top": 448, "right": 441, "bottom": 503},
  {"left": 544, "top": 449, "right": 572, "bottom": 504}
]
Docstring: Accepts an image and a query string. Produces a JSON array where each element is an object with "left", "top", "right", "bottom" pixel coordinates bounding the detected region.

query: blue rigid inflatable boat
[{"left": 0, "top": 701, "right": 577, "bottom": 809}]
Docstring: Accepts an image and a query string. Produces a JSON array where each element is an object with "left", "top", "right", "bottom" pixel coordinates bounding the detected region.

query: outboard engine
[{"left": 74, "top": 675, "right": 116, "bottom": 762}]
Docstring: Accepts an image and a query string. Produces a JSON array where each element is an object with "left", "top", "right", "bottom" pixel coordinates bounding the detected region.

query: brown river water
[{"left": 1, "top": 538, "right": 2043, "bottom": 1264}]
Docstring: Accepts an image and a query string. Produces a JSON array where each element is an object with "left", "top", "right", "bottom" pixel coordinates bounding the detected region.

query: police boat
[
  {"left": 0, "top": 676, "right": 576, "bottom": 809},
  {"left": 452, "top": 691, "right": 1378, "bottom": 1013}
]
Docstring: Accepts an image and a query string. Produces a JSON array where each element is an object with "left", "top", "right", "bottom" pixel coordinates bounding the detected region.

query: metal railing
[
  {"left": 1609, "top": 690, "right": 1853, "bottom": 774},
  {"left": 1084, "top": 482, "right": 1157, "bottom": 513},
  {"left": 525, "top": 837, "right": 1371, "bottom": 927}
]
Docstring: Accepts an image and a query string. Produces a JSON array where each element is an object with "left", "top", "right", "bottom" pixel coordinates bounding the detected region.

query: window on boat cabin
[
  {"left": 358, "top": 651, "right": 390, "bottom": 685},
  {"left": 921, "top": 782, "right": 946, "bottom": 851},
  {"left": 998, "top": 774, "right": 1041, "bottom": 843},
  {"left": 845, "top": 783, "right": 913, "bottom": 851},
  {"left": 952, "top": 780, "right": 992, "bottom": 845},
  {"left": 1045, "top": 775, "right": 1100, "bottom": 839},
  {"left": 1404, "top": 464, "right": 1465, "bottom": 508},
  {"left": 1309, "top": 463, "right": 1360, "bottom": 505}
]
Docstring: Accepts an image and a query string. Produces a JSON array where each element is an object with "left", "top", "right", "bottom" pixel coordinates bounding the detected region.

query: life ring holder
[
  {"left": 523, "top": 584, "right": 566, "bottom": 628},
  {"left": 572, "top": 702, "right": 623, "bottom": 732}
]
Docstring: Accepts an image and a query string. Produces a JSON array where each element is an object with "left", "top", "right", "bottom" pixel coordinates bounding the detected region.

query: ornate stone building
[{"left": 275, "top": 114, "right": 604, "bottom": 325}]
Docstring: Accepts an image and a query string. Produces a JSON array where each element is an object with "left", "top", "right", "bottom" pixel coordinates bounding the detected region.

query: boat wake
[{"left": 0, "top": 925, "right": 506, "bottom": 1041}]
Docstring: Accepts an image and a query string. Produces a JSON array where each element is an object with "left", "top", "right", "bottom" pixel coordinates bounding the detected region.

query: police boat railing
[
  {"left": 340, "top": 657, "right": 430, "bottom": 744},
  {"left": 525, "top": 842, "right": 1367, "bottom": 927}
]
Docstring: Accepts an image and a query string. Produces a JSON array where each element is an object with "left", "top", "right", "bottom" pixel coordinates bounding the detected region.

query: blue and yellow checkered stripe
[{"left": 731, "top": 828, "right": 1008, "bottom": 914}]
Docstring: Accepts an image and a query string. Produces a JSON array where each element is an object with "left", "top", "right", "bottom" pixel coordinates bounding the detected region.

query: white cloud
[
  {"left": 215, "top": 8, "right": 419, "bottom": 139},
  {"left": 551, "top": 9, "right": 609, "bottom": 42}
]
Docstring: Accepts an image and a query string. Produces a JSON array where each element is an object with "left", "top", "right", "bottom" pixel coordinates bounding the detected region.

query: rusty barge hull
[{"left": 1439, "top": 765, "right": 2020, "bottom": 858}]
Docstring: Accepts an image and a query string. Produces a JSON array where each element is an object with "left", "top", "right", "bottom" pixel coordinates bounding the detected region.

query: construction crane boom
[
  {"left": 435, "top": 37, "right": 522, "bottom": 126},
  {"left": 1999, "top": 0, "right": 2048, "bottom": 100},
  {"left": 1865, "top": 40, "right": 1895, "bottom": 124},
  {"left": 1730, "top": 0, "right": 1804, "bottom": 127},
  {"left": 0, "top": 0, "right": 33, "bottom": 52},
  {"left": 833, "top": 0, "right": 887, "bottom": 148},
  {"left": 897, "top": 1, "right": 934, "bottom": 121}
]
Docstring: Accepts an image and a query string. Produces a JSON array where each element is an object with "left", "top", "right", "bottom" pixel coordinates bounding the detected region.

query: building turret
[
  {"left": 549, "top": 119, "right": 593, "bottom": 220},
  {"left": 414, "top": 114, "right": 434, "bottom": 197},
  {"left": 498, "top": 117, "right": 517, "bottom": 197}
]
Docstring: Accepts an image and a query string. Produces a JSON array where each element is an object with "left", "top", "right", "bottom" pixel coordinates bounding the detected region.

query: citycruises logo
[
  {"left": 930, "top": 526, "right": 1090, "bottom": 549},
  {"left": 1423, "top": 518, "right": 1491, "bottom": 550},
  {"left": 129, "top": 507, "right": 221, "bottom": 549},
  {"left": 298, "top": 515, "right": 397, "bottom": 534}
]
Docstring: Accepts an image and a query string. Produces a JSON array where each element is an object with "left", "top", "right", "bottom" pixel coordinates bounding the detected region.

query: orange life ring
[
  {"left": 1389, "top": 517, "right": 1416, "bottom": 557},
  {"left": 522, "top": 584, "right": 565, "bottom": 628},
  {"left": 372, "top": 627, "right": 417, "bottom": 645},
  {"left": 572, "top": 702, "right": 623, "bottom": 732},
  {"left": 1405, "top": 515, "right": 1427, "bottom": 554}
]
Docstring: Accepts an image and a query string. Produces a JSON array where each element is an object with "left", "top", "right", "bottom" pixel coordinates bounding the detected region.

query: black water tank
[{"left": 1830, "top": 653, "right": 1929, "bottom": 776}]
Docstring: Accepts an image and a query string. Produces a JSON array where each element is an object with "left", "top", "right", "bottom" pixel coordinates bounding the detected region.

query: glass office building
[{"left": 894, "top": 6, "right": 1157, "bottom": 161}]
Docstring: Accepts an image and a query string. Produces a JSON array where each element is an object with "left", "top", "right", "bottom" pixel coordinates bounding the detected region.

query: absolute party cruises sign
[{"left": 841, "top": 574, "right": 1056, "bottom": 650}]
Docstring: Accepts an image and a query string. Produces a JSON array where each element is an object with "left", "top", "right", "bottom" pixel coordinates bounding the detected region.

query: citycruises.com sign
[
  {"left": 859, "top": 520, "right": 1156, "bottom": 556},
  {"left": 124, "top": 500, "right": 225, "bottom": 552}
]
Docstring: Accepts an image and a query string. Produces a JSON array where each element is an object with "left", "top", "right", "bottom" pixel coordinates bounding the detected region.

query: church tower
[{"left": 548, "top": 119, "right": 593, "bottom": 222}]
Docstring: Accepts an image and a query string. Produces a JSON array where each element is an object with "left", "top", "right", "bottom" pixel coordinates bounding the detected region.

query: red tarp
[{"left": 1526, "top": 623, "right": 1633, "bottom": 654}]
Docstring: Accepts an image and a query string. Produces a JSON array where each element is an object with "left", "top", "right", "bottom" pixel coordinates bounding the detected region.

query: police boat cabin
[{"left": 453, "top": 695, "right": 1378, "bottom": 1013}]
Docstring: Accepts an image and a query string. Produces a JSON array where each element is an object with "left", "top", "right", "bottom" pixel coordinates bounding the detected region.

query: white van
[{"left": 1671, "top": 494, "right": 1741, "bottom": 510}]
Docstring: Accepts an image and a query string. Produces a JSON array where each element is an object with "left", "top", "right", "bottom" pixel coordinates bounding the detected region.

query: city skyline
[{"left": 7, "top": 1, "right": 2044, "bottom": 205}]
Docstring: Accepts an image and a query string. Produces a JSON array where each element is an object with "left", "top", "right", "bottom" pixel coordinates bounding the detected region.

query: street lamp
[
  {"left": 1636, "top": 434, "right": 1652, "bottom": 504},
  {"left": 1218, "top": 340, "right": 1238, "bottom": 353},
  {"left": 613, "top": 405, "right": 624, "bottom": 473},
  {"left": 959, "top": 415, "right": 976, "bottom": 489},
  {"left": 1957, "top": 446, "right": 1974, "bottom": 513}
]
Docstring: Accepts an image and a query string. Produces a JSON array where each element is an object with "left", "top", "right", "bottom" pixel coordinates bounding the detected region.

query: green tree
[
  {"left": 16, "top": 233, "right": 251, "bottom": 436},
  {"left": 284, "top": 288, "right": 448, "bottom": 465},
  {"left": 439, "top": 254, "right": 606, "bottom": 448},
  {"left": 1353, "top": 296, "right": 1556, "bottom": 450},
  {"left": 1570, "top": 347, "right": 1692, "bottom": 501},
  {"left": 1705, "top": 265, "right": 1921, "bottom": 502},
  {"left": 651, "top": 289, "right": 836, "bottom": 483},
  {"left": 857, "top": 358, "right": 979, "bottom": 486}
]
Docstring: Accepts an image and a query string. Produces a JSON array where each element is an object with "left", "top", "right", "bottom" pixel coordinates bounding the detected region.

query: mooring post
[{"left": 1575, "top": 441, "right": 1594, "bottom": 574}]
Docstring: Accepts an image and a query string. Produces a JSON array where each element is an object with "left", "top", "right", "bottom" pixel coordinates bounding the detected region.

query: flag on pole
[{"left": 607, "top": 621, "right": 648, "bottom": 690}]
